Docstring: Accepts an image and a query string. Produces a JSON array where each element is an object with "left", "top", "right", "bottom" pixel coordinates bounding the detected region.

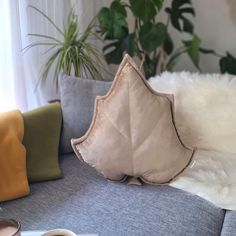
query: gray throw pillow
[{"left": 59, "top": 73, "right": 112, "bottom": 153}]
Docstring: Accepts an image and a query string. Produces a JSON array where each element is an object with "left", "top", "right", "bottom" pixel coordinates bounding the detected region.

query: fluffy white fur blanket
[
  {"left": 149, "top": 71, "right": 236, "bottom": 210},
  {"left": 170, "top": 149, "right": 236, "bottom": 210}
]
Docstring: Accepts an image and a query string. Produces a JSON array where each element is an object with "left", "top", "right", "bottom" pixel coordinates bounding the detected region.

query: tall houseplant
[
  {"left": 25, "top": 6, "right": 103, "bottom": 86},
  {"left": 96, "top": 0, "right": 214, "bottom": 78}
]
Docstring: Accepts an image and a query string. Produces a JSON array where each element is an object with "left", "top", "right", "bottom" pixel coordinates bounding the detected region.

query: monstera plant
[{"left": 96, "top": 0, "right": 216, "bottom": 78}]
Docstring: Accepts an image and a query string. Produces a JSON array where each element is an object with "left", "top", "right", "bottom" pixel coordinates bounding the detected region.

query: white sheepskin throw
[
  {"left": 149, "top": 71, "right": 236, "bottom": 153},
  {"left": 170, "top": 149, "right": 236, "bottom": 210},
  {"left": 149, "top": 71, "right": 236, "bottom": 210}
]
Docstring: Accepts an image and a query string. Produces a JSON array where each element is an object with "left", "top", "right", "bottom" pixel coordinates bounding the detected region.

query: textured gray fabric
[
  {"left": 2, "top": 154, "right": 225, "bottom": 236},
  {"left": 59, "top": 74, "right": 112, "bottom": 153},
  {"left": 221, "top": 211, "right": 236, "bottom": 235}
]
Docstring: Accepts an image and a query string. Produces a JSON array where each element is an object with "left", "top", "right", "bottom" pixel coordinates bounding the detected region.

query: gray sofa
[
  {"left": 2, "top": 74, "right": 236, "bottom": 236},
  {"left": 1, "top": 153, "right": 235, "bottom": 236}
]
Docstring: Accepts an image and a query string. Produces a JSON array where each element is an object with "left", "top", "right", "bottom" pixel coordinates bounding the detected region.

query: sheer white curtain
[
  {"left": 0, "top": 0, "right": 75, "bottom": 112},
  {"left": 0, "top": 0, "right": 112, "bottom": 112},
  {"left": 0, "top": 0, "right": 28, "bottom": 112}
]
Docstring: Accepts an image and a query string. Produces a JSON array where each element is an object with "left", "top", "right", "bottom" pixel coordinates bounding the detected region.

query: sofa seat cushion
[
  {"left": 2, "top": 154, "right": 225, "bottom": 236},
  {"left": 221, "top": 211, "right": 236, "bottom": 235}
]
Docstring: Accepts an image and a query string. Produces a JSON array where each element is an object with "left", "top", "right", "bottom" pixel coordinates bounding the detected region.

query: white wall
[{"left": 172, "top": 0, "right": 236, "bottom": 73}]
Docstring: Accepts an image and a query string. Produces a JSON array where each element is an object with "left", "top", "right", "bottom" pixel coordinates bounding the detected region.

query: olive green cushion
[{"left": 23, "top": 102, "right": 62, "bottom": 182}]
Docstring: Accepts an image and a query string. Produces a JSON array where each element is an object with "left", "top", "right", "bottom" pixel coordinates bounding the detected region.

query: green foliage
[
  {"left": 183, "top": 35, "right": 201, "bottom": 70},
  {"left": 25, "top": 6, "right": 103, "bottom": 87},
  {"left": 220, "top": 52, "right": 236, "bottom": 75},
  {"left": 139, "top": 22, "right": 166, "bottom": 52},
  {"left": 165, "top": 0, "right": 195, "bottom": 34},
  {"left": 98, "top": 7, "right": 128, "bottom": 39},
  {"left": 129, "top": 0, "right": 161, "bottom": 23},
  {"left": 96, "top": 0, "right": 212, "bottom": 78}
]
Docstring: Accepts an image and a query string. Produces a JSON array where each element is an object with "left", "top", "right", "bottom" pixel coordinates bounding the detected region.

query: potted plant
[
  {"left": 95, "top": 0, "right": 216, "bottom": 78},
  {"left": 25, "top": 6, "right": 103, "bottom": 87}
]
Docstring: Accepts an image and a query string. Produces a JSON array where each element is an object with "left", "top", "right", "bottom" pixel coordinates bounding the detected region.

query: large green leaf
[
  {"left": 139, "top": 22, "right": 166, "bottom": 52},
  {"left": 98, "top": 7, "right": 128, "bottom": 40},
  {"left": 182, "top": 17, "right": 193, "bottom": 33},
  {"left": 111, "top": 0, "right": 127, "bottom": 16},
  {"left": 183, "top": 35, "right": 201, "bottom": 69},
  {"left": 164, "top": 32, "right": 174, "bottom": 55},
  {"left": 104, "top": 41, "right": 124, "bottom": 64},
  {"left": 172, "top": 0, "right": 191, "bottom": 9},
  {"left": 165, "top": 8, "right": 181, "bottom": 30},
  {"left": 122, "top": 33, "right": 136, "bottom": 56},
  {"left": 112, "top": 11, "right": 128, "bottom": 39},
  {"left": 220, "top": 52, "right": 236, "bottom": 75},
  {"left": 179, "top": 7, "right": 195, "bottom": 16},
  {"left": 165, "top": 0, "right": 195, "bottom": 34},
  {"left": 97, "top": 8, "right": 112, "bottom": 35},
  {"left": 129, "top": 0, "right": 156, "bottom": 22},
  {"left": 103, "top": 33, "right": 136, "bottom": 64},
  {"left": 152, "top": 0, "right": 164, "bottom": 10}
]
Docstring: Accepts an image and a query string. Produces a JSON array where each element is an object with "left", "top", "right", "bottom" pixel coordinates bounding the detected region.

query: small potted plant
[{"left": 25, "top": 6, "right": 104, "bottom": 87}]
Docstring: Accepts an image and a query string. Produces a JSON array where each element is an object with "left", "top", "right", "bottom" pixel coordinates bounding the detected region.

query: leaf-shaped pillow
[{"left": 71, "top": 54, "right": 193, "bottom": 184}]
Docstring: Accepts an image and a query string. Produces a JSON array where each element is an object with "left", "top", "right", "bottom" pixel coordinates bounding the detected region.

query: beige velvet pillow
[{"left": 71, "top": 54, "right": 193, "bottom": 184}]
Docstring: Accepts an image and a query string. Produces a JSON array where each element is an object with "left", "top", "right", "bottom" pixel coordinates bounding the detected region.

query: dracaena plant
[
  {"left": 25, "top": 6, "right": 103, "bottom": 87},
  {"left": 96, "top": 0, "right": 214, "bottom": 78}
]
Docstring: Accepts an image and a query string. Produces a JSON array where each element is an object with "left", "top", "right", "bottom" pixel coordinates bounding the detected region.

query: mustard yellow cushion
[
  {"left": 0, "top": 110, "right": 30, "bottom": 201},
  {"left": 72, "top": 55, "right": 194, "bottom": 184}
]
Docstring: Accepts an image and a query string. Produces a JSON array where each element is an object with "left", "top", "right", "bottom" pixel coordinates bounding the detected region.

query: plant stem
[
  {"left": 159, "top": 44, "right": 166, "bottom": 72},
  {"left": 166, "top": 15, "right": 170, "bottom": 29},
  {"left": 134, "top": 17, "right": 143, "bottom": 62}
]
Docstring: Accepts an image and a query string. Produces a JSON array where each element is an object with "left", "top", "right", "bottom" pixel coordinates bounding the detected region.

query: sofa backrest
[{"left": 59, "top": 73, "right": 112, "bottom": 154}]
